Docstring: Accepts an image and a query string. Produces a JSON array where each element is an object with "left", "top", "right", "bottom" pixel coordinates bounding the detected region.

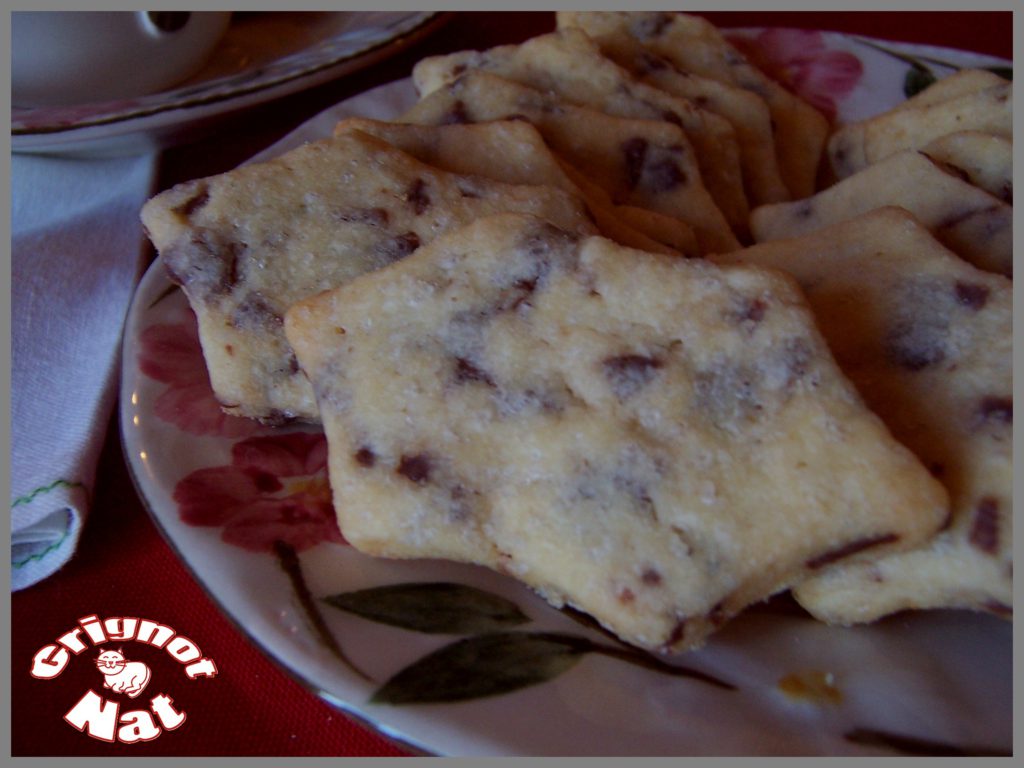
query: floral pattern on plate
[
  {"left": 727, "top": 29, "right": 863, "bottom": 119},
  {"left": 174, "top": 431, "right": 343, "bottom": 553},
  {"left": 138, "top": 316, "right": 257, "bottom": 438}
]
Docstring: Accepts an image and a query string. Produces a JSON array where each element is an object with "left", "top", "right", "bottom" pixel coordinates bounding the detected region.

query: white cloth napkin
[
  {"left": 9, "top": 80, "right": 412, "bottom": 592},
  {"left": 11, "top": 151, "right": 156, "bottom": 591}
]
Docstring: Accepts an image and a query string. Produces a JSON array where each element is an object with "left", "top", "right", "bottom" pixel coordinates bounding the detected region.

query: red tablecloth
[{"left": 11, "top": 11, "right": 1012, "bottom": 757}]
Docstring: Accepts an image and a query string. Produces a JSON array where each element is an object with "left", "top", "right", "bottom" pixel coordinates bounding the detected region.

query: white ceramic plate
[
  {"left": 12, "top": 12, "right": 443, "bottom": 157},
  {"left": 120, "top": 32, "right": 1012, "bottom": 757}
]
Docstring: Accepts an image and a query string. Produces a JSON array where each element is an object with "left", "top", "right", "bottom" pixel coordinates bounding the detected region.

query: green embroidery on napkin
[
  {"left": 12, "top": 480, "right": 86, "bottom": 568},
  {"left": 12, "top": 478, "right": 85, "bottom": 508}
]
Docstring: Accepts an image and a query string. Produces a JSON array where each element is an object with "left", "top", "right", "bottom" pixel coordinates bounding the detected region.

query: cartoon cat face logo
[
  {"left": 95, "top": 649, "right": 151, "bottom": 699},
  {"left": 96, "top": 650, "right": 126, "bottom": 673}
]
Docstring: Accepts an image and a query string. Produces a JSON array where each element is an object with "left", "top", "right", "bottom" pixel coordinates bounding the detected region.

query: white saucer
[{"left": 12, "top": 12, "right": 443, "bottom": 157}]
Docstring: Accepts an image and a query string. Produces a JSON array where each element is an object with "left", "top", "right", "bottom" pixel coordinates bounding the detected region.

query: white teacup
[{"left": 12, "top": 11, "right": 232, "bottom": 107}]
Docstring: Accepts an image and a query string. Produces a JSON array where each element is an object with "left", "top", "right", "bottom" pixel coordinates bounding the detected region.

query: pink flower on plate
[
  {"left": 728, "top": 28, "right": 863, "bottom": 120},
  {"left": 138, "top": 316, "right": 256, "bottom": 438},
  {"left": 174, "top": 431, "right": 346, "bottom": 553}
]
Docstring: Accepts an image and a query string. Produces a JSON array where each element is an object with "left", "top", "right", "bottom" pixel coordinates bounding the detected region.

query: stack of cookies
[
  {"left": 751, "top": 67, "right": 1012, "bottom": 277},
  {"left": 728, "top": 70, "right": 1013, "bottom": 624},
  {"left": 141, "top": 11, "right": 1011, "bottom": 654}
]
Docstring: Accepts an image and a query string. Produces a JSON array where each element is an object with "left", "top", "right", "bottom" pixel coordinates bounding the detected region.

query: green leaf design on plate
[
  {"left": 370, "top": 631, "right": 590, "bottom": 704},
  {"left": 323, "top": 582, "right": 530, "bottom": 634},
  {"left": 273, "top": 540, "right": 371, "bottom": 682},
  {"left": 371, "top": 629, "right": 736, "bottom": 705},
  {"left": 904, "top": 64, "right": 937, "bottom": 98}
]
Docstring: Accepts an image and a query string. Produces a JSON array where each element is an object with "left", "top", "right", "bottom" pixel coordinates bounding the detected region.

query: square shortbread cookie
[
  {"left": 140, "top": 130, "right": 595, "bottom": 424},
  {"left": 749, "top": 150, "right": 1013, "bottom": 277},
  {"left": 557, "top": 11, "right": 829, "bottom": 200},
  {"left": 333, "top": 116, "right": 697, "bottom": 257},
  {"left": 402, "top": 69, "right": 739, "bottom": 254},
  {"left": 713, "top": 208, "right": 1012, "bottom": 622},
  {"left": 920, "top": 131, "right": 1012, "bottom": 204},
  {"left": 284, "top": 213, "right": 948, "bottom": 652},
  {"left": 411, "top": 27, "right": 749, "bottom": 238},
  {"left": 559, "top": 14, "right": 790, "bottom": 207},
  {"left": 828, "top": 78, "right": 1012, "bottom": 180}
]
